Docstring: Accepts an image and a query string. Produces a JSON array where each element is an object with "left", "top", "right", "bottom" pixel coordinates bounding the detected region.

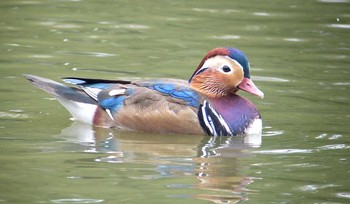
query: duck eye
[{"left": 222, "top": 65, "right": 231, "bottom": 73}]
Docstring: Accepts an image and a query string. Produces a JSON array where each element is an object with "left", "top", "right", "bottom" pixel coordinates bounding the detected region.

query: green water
[{"left": 1, "top": 0, "right": 349, "bottom": 203}]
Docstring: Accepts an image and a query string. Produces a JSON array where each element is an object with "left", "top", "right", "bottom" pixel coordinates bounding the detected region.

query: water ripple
[
  {"left": 318, "top": 0, "right": 350, "bottom": 3},
  {"left": 95, "top": 154, "right": 124, "bottom": 163},
  {"left": 6, "top": 43, "right": 32, "bottom": 48},
  {"left": 283, "top": 38, "right": 305, "bottom": 42},
  {"left": 0, "top": 111, "right": 28, "bottom": 119},
  {"left": 40, "top": 21, "right": 82, "bottom": 29},
  {"left": 300, "top": 184, "right": 339, "bottom": 192},
  {"left": 328, "top": 134, "right": 342, "bottom": 140},
  {"left": 83, "top": 52, "right": 116, "bottom": 57},
  {"left": 56, "top": 51, "right": 116, "bottom": 57},
  {"left": 51, "top": 198, "right": 104, "bottom": 203},
  {"left": 336, "top": 192, "right": 350, "bottom": 199},
  {"left": 317, "top": 144, "right": 350, "bottom": 150},
  {"left": 192, "top": 8, "right": 218, "bottom": 13},
  {"left": 253, "top": 149, "right": 313, "bottom": 154},
  {"left": 212, "top": 35, "right": 241, "bottom": 40},
  {"left": 253, "top": 12, "right": 271, "bottom": 16},
  {"left": 333, "top": 82, "right": 350, "bottom": 86},
  {"left": 327, "top": 24, "right": 350, "bottom": 29},
  {"left": 166, "top": 184, "right": 192, "bottom": 188},
  {"left": 262, "top": 130, "right": 284, "bottom": 137},
  {"left": 315, "top": 133, "right": 343, "bottom": 140},
  {"left": 253, "top": 76, "right": 289, "bottom": 82},
  {"left": 114, "top": 24, "right": 150, "bottom": 29},
  {"left": 192, "top": 8, "right": 238, "bottom": 13},
  {"left": 31, "top": 54, "right": 54, "bottom": 58}
]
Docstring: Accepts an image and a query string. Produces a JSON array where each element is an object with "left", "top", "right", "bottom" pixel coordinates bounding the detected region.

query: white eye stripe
[
  {"left": 224, "top": 56, "right": 244, "bottom": 70},
  {"left": 200, "top": 56, "right": 244, "bottom": 73},
  {"left": 200, "top": 58, "right": 214, "bottom": 69}
]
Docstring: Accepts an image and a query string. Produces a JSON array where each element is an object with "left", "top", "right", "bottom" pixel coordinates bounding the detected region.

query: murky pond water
[{"left": 1, "top": 0, "right": 349, "bottom": 203}]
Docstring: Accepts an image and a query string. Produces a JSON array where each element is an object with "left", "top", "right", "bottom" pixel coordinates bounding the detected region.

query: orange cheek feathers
[{"left": 189, "top": 70, "right": 228, "bottom": 98}]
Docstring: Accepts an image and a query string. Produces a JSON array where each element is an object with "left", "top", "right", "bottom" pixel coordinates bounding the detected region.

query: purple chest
[{"left": 199, "top": 95, "right": 260, "bottom": 136}]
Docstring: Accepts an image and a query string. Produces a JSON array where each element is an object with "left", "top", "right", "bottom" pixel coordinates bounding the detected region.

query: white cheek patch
[{"left": 196, "top": 56, "right": 245, "bottom": 84}]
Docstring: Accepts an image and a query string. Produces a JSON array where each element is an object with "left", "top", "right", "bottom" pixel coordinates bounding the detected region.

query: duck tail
[{"left": 23, "top": 74, "right": 97, "bottom": 124}]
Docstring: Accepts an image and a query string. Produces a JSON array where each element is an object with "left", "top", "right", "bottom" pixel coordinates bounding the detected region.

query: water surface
[{"left": 0, "top": 0, "right": 349, "bottom": 203}]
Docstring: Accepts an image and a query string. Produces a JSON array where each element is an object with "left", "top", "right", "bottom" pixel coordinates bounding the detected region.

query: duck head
[{"left": 189, "top": 47, "right": 264, "bottom": 99}]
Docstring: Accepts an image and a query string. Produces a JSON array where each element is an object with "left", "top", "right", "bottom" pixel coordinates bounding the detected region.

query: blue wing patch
[
  {"left": 86, "top": 83, "right": 113, "bottom": 89},
  {"left": 97, "top": 87, "right": 134, "bottom": 113},
  {"left": 63, "top": 78, "right": 113, "bottom": 90},
  {"left": 99, "top": 96, "right": 126, "bottom": 112},
  {"left": 63, "top": 78, "right": 86, "bottom": 85},
  {"left": 151, "top": 83, "right": 201, "bottom": 107},
  {"left": 63, "top": 77, "right": 133, "bottom": 114}
]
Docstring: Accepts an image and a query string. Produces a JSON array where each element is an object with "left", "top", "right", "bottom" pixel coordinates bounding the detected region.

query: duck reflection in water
[{"left": 57, "top": 122, "right": 261, "bottom": 203}]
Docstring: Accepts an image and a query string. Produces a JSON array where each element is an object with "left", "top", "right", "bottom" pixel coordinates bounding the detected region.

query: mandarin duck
[{"left": 24, "top": 47, "right": 264, "bottom": 136}]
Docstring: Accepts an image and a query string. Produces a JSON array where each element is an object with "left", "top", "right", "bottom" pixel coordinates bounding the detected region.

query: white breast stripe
[
  {"left": 201, "top": 102, "right": 215, "bottom": 135},
  {"left": 206, "top": 102, "right": 233, "bottom": 135},
  {"left": 105, "top": 109, "right": 115, "bottom": 121},
  {"left": 207, "top": 115, "right": 217, "bottom": 136},
  {"left": 200, "top": 100, "right": 234, "bottom": 136}
]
